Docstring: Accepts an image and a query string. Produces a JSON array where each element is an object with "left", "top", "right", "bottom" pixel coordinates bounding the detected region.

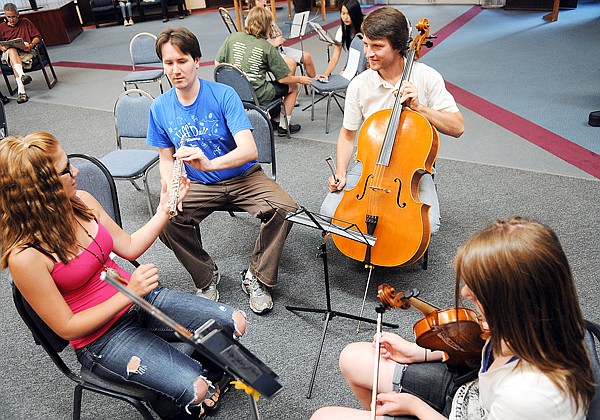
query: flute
[{"left": 167, "top": 137, "right": 186, "bottom": 217}]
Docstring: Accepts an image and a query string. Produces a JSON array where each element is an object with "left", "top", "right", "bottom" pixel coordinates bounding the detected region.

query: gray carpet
[{"left": 1, "top": 101, "right": 598, "bottom": 419}]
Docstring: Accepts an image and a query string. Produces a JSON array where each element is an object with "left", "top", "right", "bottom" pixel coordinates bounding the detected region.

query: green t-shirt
[{"left": 215, "top": 32, "right": 291, "bottom": 105}]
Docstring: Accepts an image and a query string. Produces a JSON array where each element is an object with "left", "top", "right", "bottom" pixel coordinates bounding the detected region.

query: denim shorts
[
  {"left": 76, "top": 286, "right": 239, "bottom": 417},
  {"left": 383, "top": 361, "right": 456, "bottom": 420}
]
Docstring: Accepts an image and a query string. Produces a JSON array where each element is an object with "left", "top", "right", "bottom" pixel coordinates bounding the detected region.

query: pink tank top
[{"left": 51, "top": 221, "right": 132, "bottom": 349}]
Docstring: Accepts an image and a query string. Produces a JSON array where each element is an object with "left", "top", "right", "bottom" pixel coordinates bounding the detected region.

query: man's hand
[
  {"left": 327, "top": 173, "right": 346, "bottom": 192},
  {"left": 399, "top": 80, "right": 420, "bottom": 110},
  {"left": 173, "top": 146, "right": 212, "bottom": 171}
]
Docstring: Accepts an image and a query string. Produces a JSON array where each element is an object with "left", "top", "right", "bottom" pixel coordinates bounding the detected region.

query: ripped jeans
[{"left": 76, "top": 286, "right": 241, "bottom": 418}]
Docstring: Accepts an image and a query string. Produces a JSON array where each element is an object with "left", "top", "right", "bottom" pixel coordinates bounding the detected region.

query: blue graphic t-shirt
[{"left": 147, "top": 79, "right": 256, "bottom": 184}]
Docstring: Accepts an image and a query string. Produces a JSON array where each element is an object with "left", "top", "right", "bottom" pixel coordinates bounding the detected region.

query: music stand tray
[{"left": 283, "top": 207, "right": 399, "bottom": 398}]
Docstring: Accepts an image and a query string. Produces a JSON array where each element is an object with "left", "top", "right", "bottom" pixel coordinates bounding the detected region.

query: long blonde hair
[
  {"left": 0, "top": 132, "right": 94, "bottom": 267},
  {"left": 454, "top": 217, "right": 594, "bottom": 413}
]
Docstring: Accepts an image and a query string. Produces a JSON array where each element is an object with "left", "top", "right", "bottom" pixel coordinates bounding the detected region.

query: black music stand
[
  {"left": 101, "top": 270, "right": 282, "bottom": 420},
  {"left": 283, "top": 206, "right": 399, "bottom": 398}
]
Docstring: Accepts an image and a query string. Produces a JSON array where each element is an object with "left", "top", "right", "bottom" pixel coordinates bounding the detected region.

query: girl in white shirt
[{"left": 311, "top": 217, "right": 595, "bottom": 419}]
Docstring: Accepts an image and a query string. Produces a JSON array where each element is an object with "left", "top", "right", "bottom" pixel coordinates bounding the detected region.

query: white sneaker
[
  {"left": 129, "top": 18, "right": 134, "bottom": 25},
  {"left": 196, "top": 264, "right": 220, "bottom": 301},
  {"left": 241, "top": 270, "right": 273, "bottom": 315}
]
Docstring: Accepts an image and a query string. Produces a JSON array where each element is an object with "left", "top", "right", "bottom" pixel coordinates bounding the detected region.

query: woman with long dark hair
[{"left": 315, "top": 0, "right": 364, "bottom": 82}]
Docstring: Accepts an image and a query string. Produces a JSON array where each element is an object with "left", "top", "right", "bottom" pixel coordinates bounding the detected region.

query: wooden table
[{"left": 20, "top": 0, "right": 82, "bottom": 46}]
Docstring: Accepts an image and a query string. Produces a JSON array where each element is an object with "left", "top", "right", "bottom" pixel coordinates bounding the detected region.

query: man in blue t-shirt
[{"left": 147, "top": 27, "right": 296, "bottom": 315}]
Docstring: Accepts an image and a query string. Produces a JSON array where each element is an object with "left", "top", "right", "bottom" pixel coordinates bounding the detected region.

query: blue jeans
[
  {"left": 76, "top": 286, "right": 239, "bottom": 417},
  {"left": 384, "top": 361, "right": 456, "bottom": 420},
  {"left": 320, "top": 161, "right": 441, "bottom": 235},
  {"left": 118, "top": 1, "right": 132, "bottom": 19}
]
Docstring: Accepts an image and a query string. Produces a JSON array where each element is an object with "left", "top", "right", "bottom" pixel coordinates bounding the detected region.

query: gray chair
[
  {"left": 219, "top": 7, "right": 238, "bottom": 33},
  {"left": 69, "top": 153, "right": 124, "bottom": 227},
  {"left": 586, "top": 320, "right": 600, "bottom": 419},
  {"left": 100, "top": 89, "right": 159, "bottom": 216},
  {"left": 304, "top": 33, "right": 367, "bottom": 133},
  {"left": 214, "top": 63, "right": 290, "bottom": 139},
  {"left": 12, "top": 282, "right": 160, "bottom": 420},
  {"left": 245, "top": 102, "right": 276, "bottom": 180},
  {"left": 1, "top": 40, "right": 58, "bottom": 96},
  {"left": 215, "top": 102, "right": 277, "bottom": 217},
  {"left": 123, "top": 32, "right": 171, "bottom": 94}
]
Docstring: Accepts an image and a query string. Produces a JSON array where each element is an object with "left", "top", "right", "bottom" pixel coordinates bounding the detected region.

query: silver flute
[{"left": 167, "top": 137, "right": 187, "bottom": 217}]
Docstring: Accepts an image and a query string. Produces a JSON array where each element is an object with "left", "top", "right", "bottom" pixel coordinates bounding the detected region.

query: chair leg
[
  {"left": 310, "top": 87, "right": 315, "bottom": 121},
  {"left": 39, "top": 63, "right": 58, "bottom": 89},
  {"left": 281, "top": 103, "right": 290, "bottom": 139},
  {"left": 73, "top": 385, "right": 83, "bottom": 420},
  {"left": 326, "top": 93, "right": 332, "bottom": 134},
  {"left": 129, "top": 179, "right": 143, "bottom": 191},
  {"left": 421, "top": 248, "right": 429, "bottom": 270},
  {"left": 3, "top": 72, "right": 16, "bottom": 96},
  {"left": 142, "top": 176, "right": 154, "bottom": 216}
]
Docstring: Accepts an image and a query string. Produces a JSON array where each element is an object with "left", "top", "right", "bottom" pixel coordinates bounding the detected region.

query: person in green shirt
[{"left": 215, "top": 6, "right": 312, "bottom": 136}]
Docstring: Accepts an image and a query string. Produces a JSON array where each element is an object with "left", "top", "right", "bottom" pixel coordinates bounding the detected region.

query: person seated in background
[
  {"left": 215, "top": 6, "right": 312, "bottom": 136},
  {"left": 315, "top": 0, "right": 363, "bottom": 82},
  {"left": 118, "top": 0, "right": 135, "bottom": 26},
  {"left": 161, "top": 0, "right": 186, "bottom": 22},
  {"left": 252, "top": 0, "right": 316, "bottom": 78},
  {"left": 0, "top": 132, "right": 246, "bottom": 418},
  {"left": 311, "top": 217, "right": 595, "bottom": 420},
  {"left": 0, "top": 2, "right": 41, "bottom": 104}
]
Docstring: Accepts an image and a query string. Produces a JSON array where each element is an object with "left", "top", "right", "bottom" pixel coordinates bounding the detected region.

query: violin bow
[{"left": 370, "top": 305, "right": 386, "bottom": 419}]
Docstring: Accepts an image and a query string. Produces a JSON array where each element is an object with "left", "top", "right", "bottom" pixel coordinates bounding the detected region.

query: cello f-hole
[
  {"left": 394, "top": 178, "right": 407, "bottom": 208},
  {"left": 356, "top": 174, "right": 374, "bottom": 200}
]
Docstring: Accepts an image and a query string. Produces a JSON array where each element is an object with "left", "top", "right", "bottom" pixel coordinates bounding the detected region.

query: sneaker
[
  {"left": 241, "top": 270, "right": 273, "bottom": 314},
  {"left": 129, "top": 18, "right": 134, "bottom": 25},
  {"left": 278, "top": 123, "right": 301, "bottom": 137},
  {"left": 196, "top": 264, "right": 221, "bottom": 301},
  {"left": 124, "top": 20, "right": 129, "bottom": 26},
  {"left": 17, "top": 93, "right": 28, "bottom": 104},
  {"left": 21, "top": 75, "right": 32, "bottom": 85}
]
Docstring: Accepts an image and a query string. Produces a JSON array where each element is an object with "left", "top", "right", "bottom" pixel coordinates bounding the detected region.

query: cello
[
  {"left": 377, "top": 283, "right": 488, "bottom": 371},
  {"left": 333, "top": 19, "right": 439, "bottom": 268}
]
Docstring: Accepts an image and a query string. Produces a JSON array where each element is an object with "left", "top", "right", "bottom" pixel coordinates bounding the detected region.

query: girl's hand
[
  {"left": 158, "top": 176, "right": 190, "bottom": 216},
  {"left": 375, "top": 331, "right": 423, "bottom": 363},
  {"left": 127, "top": 263, "right": 159, "bottom": 297}
]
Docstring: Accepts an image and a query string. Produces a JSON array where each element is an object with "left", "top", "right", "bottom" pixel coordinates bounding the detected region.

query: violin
[
  {"left": 332, "top": 18, "right": 438, "bottom": 268},
  {"left": 378, "top": 284, "right": 489, "bottom": 370}
]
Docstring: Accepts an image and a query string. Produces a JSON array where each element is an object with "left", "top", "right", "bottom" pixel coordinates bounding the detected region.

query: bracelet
[{"left": 424, "top": 348, "right": 427, "bottom": 362}]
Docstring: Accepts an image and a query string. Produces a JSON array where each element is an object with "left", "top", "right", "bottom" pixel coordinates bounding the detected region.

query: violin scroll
[{"left": 377, "top": 284, "right": 415, "bottom": 311}]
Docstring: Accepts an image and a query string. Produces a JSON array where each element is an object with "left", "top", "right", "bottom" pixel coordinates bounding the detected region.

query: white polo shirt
[{"left": 343, "top": 59, "right": 459, "bottom": 131}]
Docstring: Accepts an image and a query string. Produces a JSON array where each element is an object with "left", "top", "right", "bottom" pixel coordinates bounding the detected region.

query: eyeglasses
[
  {"left": 58, "top": 159, "right": 73, "bottom": 177},
  {"left": 4, "top": 15, "right": 18, "bottom": 20}
]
